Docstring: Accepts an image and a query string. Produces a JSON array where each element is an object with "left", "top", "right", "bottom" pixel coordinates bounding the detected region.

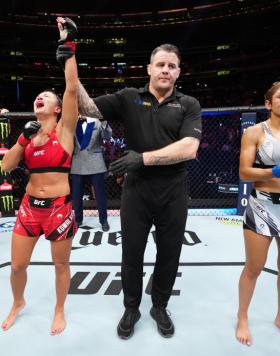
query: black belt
[
  {"left": 28, "top": 194, "right": 71, "bottom": 208},
  {"left": 251, "top": 189, "right": 280, "bottom": 204},
  {"left": 253, "top": 163, "right": 275, "bottom": 169},
  {"left": 29, "top": 167, "right": 70, "bottom": 174}
]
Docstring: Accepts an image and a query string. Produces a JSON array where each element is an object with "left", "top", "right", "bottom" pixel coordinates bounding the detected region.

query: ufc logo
[
  {"left": 34, "top": 199, "right": 45, "bottom": 206},
  {"left": 34, "top": 150, "right": 45, "bottom": 156},
  {"left": 20, "top": 207, "right": 27, "bottom": 217}
]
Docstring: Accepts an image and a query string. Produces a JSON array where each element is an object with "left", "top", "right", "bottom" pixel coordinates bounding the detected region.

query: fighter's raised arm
[
  {"left": 1, "top": 17, "right": 79, "bottom": 336},
  {"left": 55, "top": 17, "right": 78, "bottom": 153},
  {"left": 55, "top": 19, "right": 103, "bottom": 120}
]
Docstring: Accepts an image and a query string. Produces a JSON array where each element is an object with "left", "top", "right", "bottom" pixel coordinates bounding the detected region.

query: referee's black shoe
[
  {"left": 150, "top": 306, "right": 174, "bottom": 337},
  {"left": 117, "top": 309, "right": 141, "bottom": 339}
]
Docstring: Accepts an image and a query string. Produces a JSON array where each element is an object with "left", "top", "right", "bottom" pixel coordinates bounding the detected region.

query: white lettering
[
  {"left": 241, "top": 198, "right": 248, "bottom": 207},
  {"left": 34, "top": 199, "right": 45, "bottom": 206},
  {"left": 34, "top": 150, "right": 45, "bottom": 156},
  {"left": 20, "top": 207, "right": 27, "bottom": 217},
  {"left": 57, "top": 213, "right": 73, "bottom": 234}
]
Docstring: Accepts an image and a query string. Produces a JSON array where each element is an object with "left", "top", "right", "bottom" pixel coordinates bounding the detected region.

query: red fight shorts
[{"left": 14, "top": 194, "right": 77, "bottom": 241}]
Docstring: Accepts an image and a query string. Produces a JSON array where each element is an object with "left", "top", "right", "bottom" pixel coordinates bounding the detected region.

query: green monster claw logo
[
  {"left": 0, "top": 122, "right": 9, "bottom": 141},
  {"left": 1, "top": 195, "right": 14, "bottom": 212},
  {"left": 0, "top": 160, "right": 7, "bottom": 176}
]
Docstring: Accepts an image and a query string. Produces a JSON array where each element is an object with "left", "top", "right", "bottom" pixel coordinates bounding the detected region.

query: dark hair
[
  {"left": 40, "top": 89, "right": 62, "bottom": 120},
  {"left": 150, "top": 44, "right": 181, "bottom": 65},
  {"left": 264, "top": 82, "right": 280, "bottom": 103},
  {"left": 43, "top": 89, "right": 62, "bottom": 108}
]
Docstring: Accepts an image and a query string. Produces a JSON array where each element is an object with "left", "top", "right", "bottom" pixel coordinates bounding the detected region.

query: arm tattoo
[
  {"left": 78, "top": 81, "right": 104, "bottom": 120},
  {"left": 148, "top": 156, "right": 185, "bottom": 165},
  {"left": 146, "top": 138, "right": 199, "bottom": 165}
]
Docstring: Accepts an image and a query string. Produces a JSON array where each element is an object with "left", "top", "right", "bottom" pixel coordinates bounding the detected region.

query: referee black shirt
[{"left": 94, "top": 84, "right": 202, "bottom": 176}]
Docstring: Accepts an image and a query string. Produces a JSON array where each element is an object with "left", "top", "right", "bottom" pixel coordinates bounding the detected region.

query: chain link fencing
[{"left": 0, "top": 107, "right": 267, "bottom": 217}]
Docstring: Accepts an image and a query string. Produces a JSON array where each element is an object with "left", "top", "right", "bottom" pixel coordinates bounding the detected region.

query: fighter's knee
[
  {"left": 11, "top": 263, "right": 28, "bottom": 274},
  {"left": 244, "top": 265, "right": 262, "bottom": 279},
  {"left": 54, "top": 262, "right": 69, "bottom": 273}
]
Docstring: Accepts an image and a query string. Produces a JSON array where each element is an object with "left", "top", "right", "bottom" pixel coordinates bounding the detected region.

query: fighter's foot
[
  {"left": 236, "top": 318, "right": 252, "bottom": 346},
  {"left": 1, "top": 300, "right": 26, "bottom": 331},
  {"left": 51, "top": 310, "right": 66, "bottom": 335},
  {"left": 274, "top": 313, "right": 280, "bottom": 328}
]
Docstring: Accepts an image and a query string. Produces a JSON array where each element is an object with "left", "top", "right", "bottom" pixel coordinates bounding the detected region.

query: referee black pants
[{"left": 120, "top": 172, "right": 188, "bottom": 309}]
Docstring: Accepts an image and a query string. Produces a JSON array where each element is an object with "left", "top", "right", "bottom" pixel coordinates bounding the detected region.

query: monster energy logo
[
  {"left": 0, "top": 121, "right": 9, "bottom": 141},
  {"left": 0, "top": 160, "right": 7, "bottom": 176},
  {"left": 1, "top": 195, "right": 14, "bottom": 212}
]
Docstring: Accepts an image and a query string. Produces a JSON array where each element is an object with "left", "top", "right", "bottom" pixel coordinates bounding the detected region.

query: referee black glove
[{"left": 109, "top": 150, "right": 144, "bottom": 175}]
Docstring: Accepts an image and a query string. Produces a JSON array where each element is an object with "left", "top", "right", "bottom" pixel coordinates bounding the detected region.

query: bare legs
[
  {"left": 236, "top": 229, "right": 271, "bottom": 346},
  {"left": 274, "top": 238, "right": 280, "bottom": 327},
  {"left": 50, "top": 237, "right": 72, "bottom": 335},
  {"left": 1, "top": 233, "right": 39, "bottom": 330},
  {"left": 1, "top": 233, "right": 72, "bottom": 335}
]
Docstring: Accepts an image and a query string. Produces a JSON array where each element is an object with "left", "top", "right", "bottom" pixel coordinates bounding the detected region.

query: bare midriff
[
  {"left": 255, "top": 179, "right": 280, "bottom": 193},
  {"left": 26, "top": 172, "right": 70, "bottom": 198}
]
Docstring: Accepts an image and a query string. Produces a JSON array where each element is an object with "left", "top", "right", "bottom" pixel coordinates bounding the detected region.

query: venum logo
[{"left": 0, "top": 195, "right": 13, "bottom": 212}]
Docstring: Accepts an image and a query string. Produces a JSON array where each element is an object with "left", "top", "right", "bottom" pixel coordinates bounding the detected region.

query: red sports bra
[{"left": 24, "top": 130, "right": 71, "bottom": 173}]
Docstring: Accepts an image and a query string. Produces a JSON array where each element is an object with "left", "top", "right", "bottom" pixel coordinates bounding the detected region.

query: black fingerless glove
[
  {"left": 109, "top": 150, "right": 144, "bottom": 175},
  {"left": 56, "top": 42, "right": 76, "bottom": 69},
  {"left": 56, "top": 17, "right": 78, "bottom": 69},
  {"left": 18, "top": 121, "right": 41, "bottom": 147},
  {"left": 58, "top": 17, "right": 78, "bottom": 45}
]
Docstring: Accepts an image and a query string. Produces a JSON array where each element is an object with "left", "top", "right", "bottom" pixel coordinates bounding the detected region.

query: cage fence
[{"left": 0, "top": 107, "right": 267, "bottom": 217}]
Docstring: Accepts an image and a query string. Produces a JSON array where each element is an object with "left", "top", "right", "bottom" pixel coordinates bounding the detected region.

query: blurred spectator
[
  {"left": 0, "top": 108, "right": 9, "bottom": 114},
  {"left": 71, "top": 116, "right": 112, "bottom": 231}
]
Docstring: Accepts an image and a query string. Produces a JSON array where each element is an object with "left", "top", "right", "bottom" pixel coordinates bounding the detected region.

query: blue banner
[{"left": 236, "top": 112, "right": 257, "bottom": 215}]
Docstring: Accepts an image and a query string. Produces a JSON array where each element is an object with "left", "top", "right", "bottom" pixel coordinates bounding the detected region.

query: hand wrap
[
  {"left": 18, "top": 121, "right": 41, "bottom": 147},
  {"left": 56, "top": 17, "right": 77, "bottom": 68}
]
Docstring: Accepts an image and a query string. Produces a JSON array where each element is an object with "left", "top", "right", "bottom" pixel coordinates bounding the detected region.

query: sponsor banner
[
  {"left": 65, "top": 216, "right": 245, "bottom": 263},
  {"left": 0, "top": 219, "right": 15, "bottom": 232},
  {"left": 0, "top": 215, "right": 277, "bottom": 271},
  {"left": 237, "top": 112, "right": 257, "bottom": 215},
  {"left": 217, "top": 183, "right": 238, "bottom": 194},
  {"left": 69, "top": 268, "right": 183, "bottom": 296},
  {"left": 0, "top": 190, "right": 14, "bottom": 216},
  {"left": 0, "top": 159, "right": 13, "bottom": 186},
  {"left": 215, "top": 216, "right": 242, "bottom": 225},
  {"left": 0, "top": 159, "right": 8, "bottom": 178},
  {"left": 0, "top": 119, "right": 9, "bottom": 144}
]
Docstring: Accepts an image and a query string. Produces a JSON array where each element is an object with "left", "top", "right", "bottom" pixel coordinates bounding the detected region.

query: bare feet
[
  {"left": 274, "top": 313, "right": 280, "bottom": 328},
  {"left": 51, "top": 310, "right": 66, "bottom": 335},
  {"left": 1, "top": 300, "right": 26, "bottom": 331},
  {"left": 236, "top": 317, "right": 252, "bottom": 346}
]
